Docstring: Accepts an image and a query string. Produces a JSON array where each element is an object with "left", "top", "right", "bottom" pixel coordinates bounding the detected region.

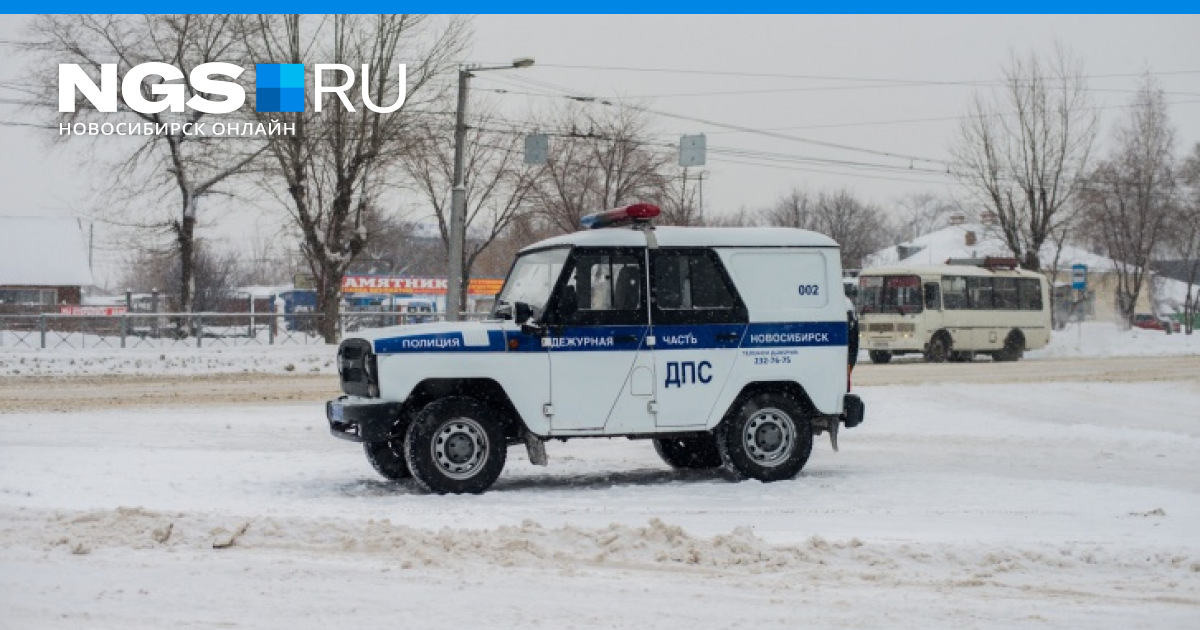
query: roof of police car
[{"left": 520, "top": 226, "right": 838, "bottom": 252}]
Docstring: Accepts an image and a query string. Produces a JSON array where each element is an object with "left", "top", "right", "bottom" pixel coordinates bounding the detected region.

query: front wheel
[
  {"left": 404, "top": 397, "right": 507, "bottom": 494},
  {"left": 868, "top": 350, "right": 892, "bottom": 364},
  {"left": 653, "top": 435, "right": 723, "bottom": 469},
  {"left": 925, "top": 333, "right": 950, "bottom": 363},
  {"left": 363, "top": 420, "right": 413, "bottom": 481},
  {"left": 717, "top": 393, "right": 813, "bottom": 482}
]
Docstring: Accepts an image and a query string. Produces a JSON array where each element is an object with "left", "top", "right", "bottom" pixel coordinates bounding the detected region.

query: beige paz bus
[{"left": 857, "top": 258, "right": 1051, "bottom": 363}]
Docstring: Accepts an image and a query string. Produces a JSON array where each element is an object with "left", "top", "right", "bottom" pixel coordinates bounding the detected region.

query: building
[
  {"left": 0, "top": 216, "right": 95, "bottom": 314},
  {"left": 861, "top": 223, "right": 1180, "bottom": 324}
]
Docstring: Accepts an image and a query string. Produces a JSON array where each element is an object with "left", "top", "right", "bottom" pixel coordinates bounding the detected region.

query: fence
[{"left": 0, "top": 311, "right": 491, "bottom": 350}]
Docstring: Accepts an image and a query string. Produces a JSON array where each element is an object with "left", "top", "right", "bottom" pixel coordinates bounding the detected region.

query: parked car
[{"left": 1133, "top": 313, "right": 1181, "bottom": 333}]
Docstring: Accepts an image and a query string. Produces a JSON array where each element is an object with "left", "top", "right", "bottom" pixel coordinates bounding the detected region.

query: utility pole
[{"left": 446, "top": 58, "right": 535, "bottom": 322}]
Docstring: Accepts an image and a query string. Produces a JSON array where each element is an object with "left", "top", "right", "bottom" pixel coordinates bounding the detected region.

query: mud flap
[
  {"left": 524, "top": 432, "right": 548, "bottom": 466},
  {"left": 828, "top": 417, "right": 839, "bottom": 452}
]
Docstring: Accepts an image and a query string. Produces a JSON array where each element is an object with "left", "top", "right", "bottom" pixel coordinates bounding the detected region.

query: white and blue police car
[{"left": 327, "top": 203, "right": 865, "bottom": 494}]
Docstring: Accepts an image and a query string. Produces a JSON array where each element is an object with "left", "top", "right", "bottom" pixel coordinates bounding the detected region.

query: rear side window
[
  {"left": 651, "top": 250, "right": 746, "bottom": 324},
  {"left": 1018, "top": 278, "right": 1044, "bottom": 310}
]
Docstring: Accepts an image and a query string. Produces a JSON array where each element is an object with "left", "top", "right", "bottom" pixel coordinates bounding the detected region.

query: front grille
[
  {"left": 868, "top": 323, "right": 894, "bottom": 332},
  {"left": 338, "top": 338, "right": 376, "bottom": 397}
]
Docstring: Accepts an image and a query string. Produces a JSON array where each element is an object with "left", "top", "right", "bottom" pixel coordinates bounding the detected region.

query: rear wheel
[
  {"left": 994, "top": 331, "right": 1025, "bottom": 362},
  {"left": 717, "top": 393, "right": 813, "bottom": 482},
  {"left": 868, "top": 350, "right": 892, "bottom": 364},
  {"left": 404, "top": 397, "right": 507, "bottom": 494},
  {"left": 925, "top": 333, "right": 950, "bottom": 363},
  {"left": 653, "top": 435, "right": 723, "bottom": 469}
]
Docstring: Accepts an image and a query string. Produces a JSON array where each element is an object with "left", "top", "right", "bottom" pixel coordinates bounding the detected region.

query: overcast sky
[{"left": 1, "top": 14, "right": 1198, "bottom": 286}]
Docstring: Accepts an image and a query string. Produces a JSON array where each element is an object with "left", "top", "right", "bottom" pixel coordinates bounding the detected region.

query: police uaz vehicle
[{"left": 327, "top": 203, "right": 865, "bottom": 494}]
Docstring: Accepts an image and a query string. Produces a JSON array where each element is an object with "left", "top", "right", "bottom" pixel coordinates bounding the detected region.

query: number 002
[{"left": 798, "top": 284, "right": 820, "bottom": 296}]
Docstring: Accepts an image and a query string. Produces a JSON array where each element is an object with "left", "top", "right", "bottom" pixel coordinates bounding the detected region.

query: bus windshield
[{"left": 859, "top": 275, "right": 924, "bottom": 314}]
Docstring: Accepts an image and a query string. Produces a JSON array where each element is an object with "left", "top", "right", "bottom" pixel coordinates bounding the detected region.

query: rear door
[{"left": 650, "top": 249, "right": 748, "bottom": 428}]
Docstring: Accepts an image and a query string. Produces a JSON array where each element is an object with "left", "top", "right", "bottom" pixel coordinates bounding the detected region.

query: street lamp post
[{"left": 446, "top": 57, "right": 535, "bottom": 322}]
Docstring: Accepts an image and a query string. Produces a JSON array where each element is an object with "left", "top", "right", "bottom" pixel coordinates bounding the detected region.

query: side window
[
  {"left": 924, "top": 282, "right": 941, "bottom": 310},
  {"left": 552, "top": 249, "right": 646, "bottom": 326},
  {"left": 651, "top": 249, "right": 747, "bottom": 325},
  {"left": 966, "top": 277, "right": 994, "bottom": 310},
  {"left": 1019, "top": 278, "right": 1044, "bottom": 311},
  {"left": 941, "top": 276, "right": 968, "bottom": 310},
  {"left": 993, "top": 278, "right": 1019, "bottom": 310}
]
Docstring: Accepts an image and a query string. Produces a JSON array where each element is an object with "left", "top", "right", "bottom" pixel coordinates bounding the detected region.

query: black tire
[
  {"left": 994, "top": 331, "right": 1025, "bottom": 362},
  {"left": 717, "top": 392, "right": 813, "bottom": 482},
  {"left": 404, "top": 397, "right": 507, "bottom": 494},
  {"left": 363, "top": 419, "right": 413, "bottom": 481},
  {"left": 868, "top": 350, "right": 892, "bottom": 364},
  {"left": 925, "top": 332, "right": 950, "bottom": 363},
  {"left": 653, "top": 435, "right": 723, "bottom": 469}
]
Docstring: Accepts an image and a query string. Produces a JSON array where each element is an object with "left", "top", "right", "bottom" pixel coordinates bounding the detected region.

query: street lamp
[{"left": 446, "top": 57, "right": 535, "bottom": 321}]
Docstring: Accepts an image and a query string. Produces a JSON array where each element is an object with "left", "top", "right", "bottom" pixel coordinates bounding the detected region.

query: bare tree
[
  {"left": 401, "top": 104, "right": 541, "bottom": 310},
  {"left": 244, "top": 14, "right": 468, "bottom": 342},
  {"left": 28, "top": 15, "right": 265, "bottom": 317},
  {"left": 531, "top": 103, "right": 675, "bottom": 234},
  {"left": 893, "top": 192, "right": 959, "bottom": 242},
  {"left": 760, "top": 187, "right": 889, "bottom": 269},
  {"left": 1165, "top": 142, "right": 1200, "bottom": 333},
  {"left": 1080, "top": 75, "right": 1177, "bottom": 327},
  {"left": 950, "top": 45, "right": 1098, "bottom": 271}
]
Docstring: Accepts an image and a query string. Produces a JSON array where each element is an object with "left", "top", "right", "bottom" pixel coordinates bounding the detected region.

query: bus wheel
[
  {"left": 925, "top": 333, "right": 950, "bottom": 363},
  {"left": 995, "top": 331, "right": 1025, "bottom": 362},
  {"left": 868, "top": 350, "right": 892, "bottom": 364}
]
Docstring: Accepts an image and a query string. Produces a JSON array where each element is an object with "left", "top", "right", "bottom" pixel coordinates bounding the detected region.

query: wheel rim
[
  {"left": 742, "top": 408, "right": 796, "bottom": 467},
  {"left": 431, "top": 417, "right": 489, "bottom": 480}
]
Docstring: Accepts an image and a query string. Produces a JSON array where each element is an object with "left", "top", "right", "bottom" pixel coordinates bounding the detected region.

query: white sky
[{"left": 1, "top": 14, "right": 1198, "bottom": 286}]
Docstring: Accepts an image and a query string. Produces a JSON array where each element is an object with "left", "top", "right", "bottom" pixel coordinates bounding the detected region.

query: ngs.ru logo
[{"left": 59, "top": 62, "right": 407, "bottom": 115}]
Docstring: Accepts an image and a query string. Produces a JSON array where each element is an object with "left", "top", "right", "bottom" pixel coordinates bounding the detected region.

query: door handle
[{"left": 716, "top": 332, "right": 741, "bottom": 343}]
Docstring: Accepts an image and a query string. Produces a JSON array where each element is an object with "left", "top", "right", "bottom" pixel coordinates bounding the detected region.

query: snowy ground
[
  {"left": 1, "top": 321, "right": 1197, "bottom": 378},
  {"left": 2, "top": 377, "right": 1198, "bottom": 628}
]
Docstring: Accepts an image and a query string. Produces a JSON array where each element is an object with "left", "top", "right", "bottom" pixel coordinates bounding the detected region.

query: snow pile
[
  {"left": 11, "top": 507, "right": 1197, "bottom": 583},
  {"left": 1030, "top": 321, "right": 1200, "bottom": 359},
  {"left": 0, "top": 345, "right": 338, "bottom": 377}
]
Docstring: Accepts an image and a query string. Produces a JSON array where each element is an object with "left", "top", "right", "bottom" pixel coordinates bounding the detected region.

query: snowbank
[
  {"left": 0, "top": 345, "right": 338, "bottom": 377},
  {"left": 1029, "top": 321, "right": 1200, "bottom": 359}
]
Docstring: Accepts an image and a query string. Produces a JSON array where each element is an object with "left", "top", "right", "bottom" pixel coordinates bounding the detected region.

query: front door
[{"left": 545, "top": 248, "right": 654, "bottom": 432}]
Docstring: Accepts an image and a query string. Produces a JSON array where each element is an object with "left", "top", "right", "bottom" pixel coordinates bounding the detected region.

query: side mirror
[
  {"left": 514, "top": 301, "right": 533, "bottom": 325},
  {"left": 494, "top": 303, "right": 513, "bottom": 321}
]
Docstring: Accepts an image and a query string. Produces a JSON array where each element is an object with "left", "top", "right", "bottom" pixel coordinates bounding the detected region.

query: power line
[
  {"left": 528, "top": 63, "right": 1200, "bottom": 85},
  {"left": 485, "top": 73, "right": 955, "bottom": 168}
]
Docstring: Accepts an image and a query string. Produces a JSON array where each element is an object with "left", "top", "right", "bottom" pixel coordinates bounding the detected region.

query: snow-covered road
[{"left": 2, "top": 377, "right": 1198, "bottom": 629}]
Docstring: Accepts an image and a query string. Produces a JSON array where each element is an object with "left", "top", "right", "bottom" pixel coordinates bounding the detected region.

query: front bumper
[
  {"left": 842, "top": 394, "right": 865, "bottom": 428},
  {"left": 326, "top": 396, "right": 402, "bottom": 443}
]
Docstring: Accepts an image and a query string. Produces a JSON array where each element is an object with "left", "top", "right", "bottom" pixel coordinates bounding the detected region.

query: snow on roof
[
  {"left": 863, "top": 223, "right": 1117, "bottom": 272},
  {"left": 0, "top": 216, "right": 95, "bottom": 287},
  {"left": 522, "top": 226, "right": 838, "bottom": 252}
]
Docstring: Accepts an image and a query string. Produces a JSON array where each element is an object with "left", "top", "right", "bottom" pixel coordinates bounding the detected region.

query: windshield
[
  {"left": 494, "top": 248, "right": 570, "bottom": 320},
  {"left": 858, "top": 275, "right": 924, "bottom": 314}
]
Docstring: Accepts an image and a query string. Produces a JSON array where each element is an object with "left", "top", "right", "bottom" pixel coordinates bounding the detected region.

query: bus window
[
  {"left": 993, "top": 278, "right": 1019, "bottom": 310},
  {"left": 859, "top": 275, "right": 923, "bottom": 314},
  {"left": 942, "top": 276, "right": 968, "bottom": 310},
  {"left": 924, "top": 282, "right": 941, "bottom": 310},
  {"left": 1019, "top": 279, "right": 1044, "bottom": 310},
  {"left": 966, "top": 277, "right": 994, "bottom": 310}
]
